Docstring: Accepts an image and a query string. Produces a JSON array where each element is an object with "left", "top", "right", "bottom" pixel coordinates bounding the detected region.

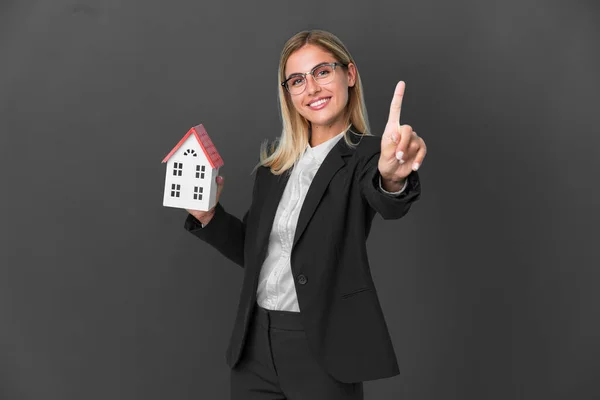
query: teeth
[{"left": 310, "top": 98, "right": 330, "bottom": 107}]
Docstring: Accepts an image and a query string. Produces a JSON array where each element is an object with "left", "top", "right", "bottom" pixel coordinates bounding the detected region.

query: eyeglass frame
[{"left": 281, "top": 62, "right": 348, "bottom": 95}]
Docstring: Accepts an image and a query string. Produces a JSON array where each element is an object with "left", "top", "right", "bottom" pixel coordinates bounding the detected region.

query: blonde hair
[{"left": 254, "top": 30, "right": 372, "bottom": 175}]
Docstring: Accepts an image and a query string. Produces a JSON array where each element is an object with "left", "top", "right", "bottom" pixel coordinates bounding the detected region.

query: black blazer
[{"left": 184, "top": 133, "right": 421, "bottom": 383}]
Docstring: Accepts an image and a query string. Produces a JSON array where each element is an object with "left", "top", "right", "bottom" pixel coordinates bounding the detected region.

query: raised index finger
[{"left": 387, "top": 81, "right": 406, "bottom": 125}]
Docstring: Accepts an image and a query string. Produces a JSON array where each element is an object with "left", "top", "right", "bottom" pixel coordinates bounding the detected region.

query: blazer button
[{"left": 297, "top": 274, "right": 307, "bottom": 285}]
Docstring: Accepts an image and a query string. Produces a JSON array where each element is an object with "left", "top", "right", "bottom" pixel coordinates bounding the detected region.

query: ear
[{"left": 346, "top": 63, "right": 357, "bottom": 87}]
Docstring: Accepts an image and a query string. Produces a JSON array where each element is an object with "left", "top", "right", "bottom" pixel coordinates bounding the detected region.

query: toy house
[{"left": 162, "top": 124, "right": 224, "bottom": 211}]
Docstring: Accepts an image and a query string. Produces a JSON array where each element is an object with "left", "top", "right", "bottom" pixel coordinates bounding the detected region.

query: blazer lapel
[
  {"left": 253, "top": 170, "right": 290, "bottom": 258},
  {"left": 292, "top": 134, "right": 356, "bottom": 250}
]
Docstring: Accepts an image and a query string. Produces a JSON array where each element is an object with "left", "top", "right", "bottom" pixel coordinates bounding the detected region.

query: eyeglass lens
[{"left": 287, "top": 64, "right": 335, "bottom": 94}]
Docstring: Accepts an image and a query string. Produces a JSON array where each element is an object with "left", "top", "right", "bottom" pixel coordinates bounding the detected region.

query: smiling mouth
[{"left": 308, "top": 97, "right": 331, "bottom": 108}]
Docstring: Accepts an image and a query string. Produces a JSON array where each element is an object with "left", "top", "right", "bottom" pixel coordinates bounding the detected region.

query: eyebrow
[{"left": 285, "top": 62, "right": 332, "bottom": 80}]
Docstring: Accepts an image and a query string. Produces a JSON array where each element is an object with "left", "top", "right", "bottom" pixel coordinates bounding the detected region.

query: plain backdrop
[{"left": 1, "top": 0, "right": 599, "bottom": 399}]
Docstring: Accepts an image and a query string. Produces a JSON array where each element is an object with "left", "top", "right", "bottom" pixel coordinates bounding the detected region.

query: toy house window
[
  {"left": 193, "top": 186, "right": 203, "bottom": 200},
  {"left": 170, "top": 184, "right": 181, "bottom": 197},
  {"left": 196, "top": 165, "right": 206, "bottom": 179},
  {"left": 173, "top": 162, "right": 183, "bottom": 176},
  {"left": 183, "top": 149, "right": 197, "bottom": 157}
]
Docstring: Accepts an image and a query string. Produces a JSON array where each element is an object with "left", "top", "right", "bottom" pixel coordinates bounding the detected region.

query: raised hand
[{"left": 378, "top": 81, "right": 427, "bottom": 190}]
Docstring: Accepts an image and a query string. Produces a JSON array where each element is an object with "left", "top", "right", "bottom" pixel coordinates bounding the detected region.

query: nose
[{"left": 305, "top": 74, "right": 321, "bottom": 95}]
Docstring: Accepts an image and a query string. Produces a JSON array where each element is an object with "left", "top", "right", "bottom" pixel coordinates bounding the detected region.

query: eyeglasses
[{"left": 281, "top": 62, "right": 347, "bottom": 95}]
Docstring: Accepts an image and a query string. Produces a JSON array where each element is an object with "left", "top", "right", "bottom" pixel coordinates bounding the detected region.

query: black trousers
[{"left": 230, "top": 303, "right": 364, "bottom": 400}]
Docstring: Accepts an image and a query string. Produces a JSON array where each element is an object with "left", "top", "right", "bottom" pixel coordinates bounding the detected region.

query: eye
[
  {"left": 314, "top": 65, "right": 332, "bottom": 77},
  {"left": 290, "top": 77, "right": 305, "bottom": 86}
]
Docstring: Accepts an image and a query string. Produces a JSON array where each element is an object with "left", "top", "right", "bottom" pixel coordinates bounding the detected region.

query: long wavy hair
[{"left": 254, "top": 30, "right": 372, "bottom": 175}]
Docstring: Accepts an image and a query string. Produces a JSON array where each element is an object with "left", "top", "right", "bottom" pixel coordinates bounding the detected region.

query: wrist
[
  {"left": 197, "top": 209, "right": 216, "bottom": 225},
  {"left": 380, "top": 176, "right": 406, "bottom": 192}
]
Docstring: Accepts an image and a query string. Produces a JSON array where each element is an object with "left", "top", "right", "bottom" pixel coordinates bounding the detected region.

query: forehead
[{"left": 285, "top": 44, "right": 336, "bottom": 76}]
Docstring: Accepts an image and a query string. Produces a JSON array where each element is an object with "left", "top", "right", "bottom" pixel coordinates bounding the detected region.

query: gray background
[{"left": 1, "top": 0, "right": 598, "bottom": 399}]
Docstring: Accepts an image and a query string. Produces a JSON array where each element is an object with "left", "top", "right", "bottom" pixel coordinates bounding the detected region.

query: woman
[{"left": 184, "top": 29, "right": 426, "bottom": 400}]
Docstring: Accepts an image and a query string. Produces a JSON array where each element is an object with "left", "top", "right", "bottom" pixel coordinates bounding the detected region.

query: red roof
[{"left": 162, "top": 124, "right": 224, "bottom": 169}]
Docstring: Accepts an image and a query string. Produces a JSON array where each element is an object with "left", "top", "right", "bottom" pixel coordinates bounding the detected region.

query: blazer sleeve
[
  {"left": 183, "top": 168, "right": 261, "bottom": 268},
  {"left": 358, "top": 150, "right": 421, "bottom": 220}
]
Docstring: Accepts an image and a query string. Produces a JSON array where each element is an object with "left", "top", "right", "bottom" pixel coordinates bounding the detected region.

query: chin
[{"left": 304, "top": 110, "right": 340, "bottom": 126}]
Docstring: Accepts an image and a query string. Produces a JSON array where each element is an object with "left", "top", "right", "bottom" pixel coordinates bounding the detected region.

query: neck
[{"left": 309, "top": 121, "right": 348, "bottom": 147}]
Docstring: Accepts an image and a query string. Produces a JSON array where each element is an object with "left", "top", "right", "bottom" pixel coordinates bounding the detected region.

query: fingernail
[
  {"left": 412, "top": 162, "right": 420, "bottom": 171},
  {"left": 396, "top": 151, "right": 403, "bottom": 160}
]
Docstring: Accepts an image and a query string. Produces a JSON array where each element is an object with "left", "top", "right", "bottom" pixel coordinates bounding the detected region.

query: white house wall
[{"left": 163, "top": 135, "right": 219, "bottom": 211}]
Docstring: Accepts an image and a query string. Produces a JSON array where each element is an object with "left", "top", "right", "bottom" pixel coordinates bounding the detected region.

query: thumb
[{"left": 215, "top": 175, "right": 224, "bottom": 202}]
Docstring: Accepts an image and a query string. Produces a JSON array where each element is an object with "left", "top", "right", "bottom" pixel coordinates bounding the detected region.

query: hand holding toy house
[{"left": 162, "top": 124, "right": 224, "bottom": 211}]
